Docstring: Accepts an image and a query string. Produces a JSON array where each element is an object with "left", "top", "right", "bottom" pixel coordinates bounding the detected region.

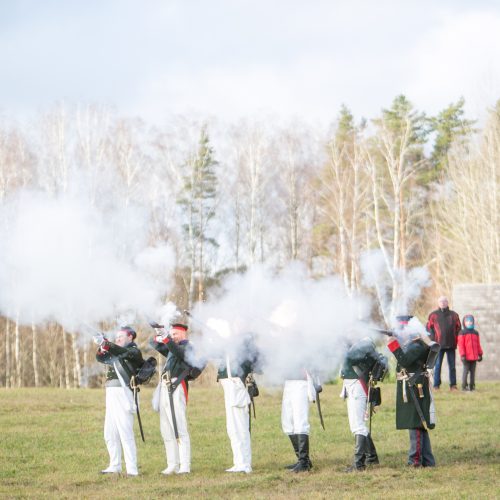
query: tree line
[{"left": 0, "top": 95, "right": 498, "bottom": 387}]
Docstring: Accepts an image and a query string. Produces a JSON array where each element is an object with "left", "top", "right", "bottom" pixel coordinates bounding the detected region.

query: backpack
[
  {"left": 187, "top": 365, "right": 204, "bottom": 381},
  {"left": 134, "top": 356, "right": 158, "bottom": 385},
  {"left": 246, "top": 373, "right": 259, "bottom": 398}
]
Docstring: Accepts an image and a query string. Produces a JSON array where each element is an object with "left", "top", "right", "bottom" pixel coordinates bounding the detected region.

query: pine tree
[
  {"left": 178, "top": 125, "right": 218, "bottom": 306},
  {"left": 429, "top": 97, "right": 475, "bottom": 176}
]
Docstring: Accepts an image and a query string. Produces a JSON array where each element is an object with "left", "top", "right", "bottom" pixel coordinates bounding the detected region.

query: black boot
[
  {"left": 284, "top": 434, "right": 299, "bottom": 469},
  {"left": 365, "top": 434, "right": 379, "bottom": 465},
  {"left": 291, "top": 434, "right": 311, "bottom": 473},
  {"left": 345, "top": 434, "right": 367, "bottom": 472}
]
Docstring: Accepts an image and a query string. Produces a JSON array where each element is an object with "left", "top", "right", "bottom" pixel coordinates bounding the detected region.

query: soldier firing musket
[
  {"left": 387, "top": 315, "right": 439, "bottom": 467},
  {"left": 340, "top": 337, "right": 388, "bottom": 472},
  {"left": 216, "top": 333, "right": 260, "bottom": 474},
  {"left": 281, "top": 365, "right": 317, "bottom": 473},
  {"left": 150, "top": 320, "right": 198, "bottom": 475},
  {"left": 185, "top": 309, "right": 260, "bottom": 473},
  {"left": 94, "top": 326, "right": 144, "bottom": 477}
]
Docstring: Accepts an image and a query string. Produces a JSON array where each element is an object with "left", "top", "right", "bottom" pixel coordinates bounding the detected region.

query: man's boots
[
  {"left": 365, "top": 433, "right": 379, "bottom": 465},
  {"left": 345, "top": 434, "right": 367, "bottom": 472},
  {"left": 284, "top": 434, "right": 299, "bottom": 469},
  {"left": 291, "top": 434, "right": 312, "bottom": 473}
]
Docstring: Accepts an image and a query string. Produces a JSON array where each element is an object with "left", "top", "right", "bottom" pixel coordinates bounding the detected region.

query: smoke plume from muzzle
[{"left": 0, "top": 189, "right": 175, "bottom": 335}]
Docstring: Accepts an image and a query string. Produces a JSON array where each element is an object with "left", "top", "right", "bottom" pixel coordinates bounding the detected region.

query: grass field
[{"left": 1, "top": 381, "right": 499, "bottom": 499}]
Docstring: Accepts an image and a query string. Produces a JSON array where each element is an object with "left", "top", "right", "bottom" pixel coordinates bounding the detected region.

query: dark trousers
[
  {"left": 433, "top": 348, "right": 456, "bottom": 388},
  {"left": 408, "top": 428, "right": 435, "bottom": 467},
  {"left": 462, "top": 360, "right": 477, "bottom": 390}
]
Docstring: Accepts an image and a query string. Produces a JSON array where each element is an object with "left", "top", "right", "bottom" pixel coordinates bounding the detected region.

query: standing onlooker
[
  {"left": 458, "top": 314, "right": 483, "bottom": 391},
  {"left": 426, "top": 296, "right": 461, "bottom": 391}
]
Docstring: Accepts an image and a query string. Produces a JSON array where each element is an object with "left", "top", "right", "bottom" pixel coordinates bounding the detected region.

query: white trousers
[
  {"left": 104, "top": 387, "right": 138, "bottom": 474},
  {"left": 160, "top": 381, "right": 191, "bottom": 472},
  {"left": 281, "top": 380, "right": 310, "bottom": 435},
  {"left": 342, "top": 379, "right": 369, "bottom": 437},
  {"left": 220, "top": 378, "right": 252, "bottom": 469}
]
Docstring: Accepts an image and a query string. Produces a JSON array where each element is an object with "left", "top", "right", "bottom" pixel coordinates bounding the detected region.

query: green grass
[{"left": 1, "top": 382, "right": 499, "bottom": 499}]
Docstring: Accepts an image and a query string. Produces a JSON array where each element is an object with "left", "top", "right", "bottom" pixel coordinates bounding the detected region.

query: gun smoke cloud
[
  {"left": 360, "top": 249, "right": 430, "bottom": 328},
  {"left": 185, "top": 256, "right": 433, "bottom": 385},
  {"left": 0, "top": 188, "right": 175, "bottom": 335},
  {"left": 189, "top": 263, "right": 373, "bottom": 385}
]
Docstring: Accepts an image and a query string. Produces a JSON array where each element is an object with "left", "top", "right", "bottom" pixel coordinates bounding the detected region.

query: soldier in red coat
[{"left": 458, "top": 314, "right": 483, "bottom": 391}]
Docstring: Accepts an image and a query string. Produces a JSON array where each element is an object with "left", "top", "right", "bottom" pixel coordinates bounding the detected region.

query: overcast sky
[{"left": 1, "top": 0, "right": 500, "bottom": 125}]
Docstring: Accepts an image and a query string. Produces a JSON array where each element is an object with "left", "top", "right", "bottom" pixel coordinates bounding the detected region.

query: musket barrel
[{"left": 371, "top": 328, "right": 393, "bottom": 337}]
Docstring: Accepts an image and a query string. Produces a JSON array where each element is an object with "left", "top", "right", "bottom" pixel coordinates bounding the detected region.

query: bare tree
[
  {"left": 4, "top": 317, "right": 11, "bottom": 387},
  {"left": 317, "top": 106, "right": 370, "bottom": 294},
  {"left": 228, "top": 120, "right": 274, "bottom": 267},
  {"left": 434, "top": 104, "right": 500, "bottom": 285},
  {"left": 31, "top": 321, "right": 39, "bottom": 387},
  {"left": 273, "top": 124, "right": 319, "bottom": 265},
  {"left": 365, "top": 96, "right": 428, "bottom": 318}
]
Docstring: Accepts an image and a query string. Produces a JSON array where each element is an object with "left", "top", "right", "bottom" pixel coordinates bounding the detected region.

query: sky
[{"left": 1, "top": 0, "right": 500, "bottom": 126}]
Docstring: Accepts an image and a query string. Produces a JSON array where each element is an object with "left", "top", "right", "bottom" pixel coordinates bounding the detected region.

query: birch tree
[
  {"left": 317, "top": 106, "right": 370, "bottom": 294},
  {"left": 366, "top": 96, "right": 429, "bottom": 319},
  {"left": 435, "top": 102, "right": 500, "bottom": 285},
  {"left": 273, "top": 123, "right": 319, "bottom": 265},
  {"left": 228, "top": 121, "right": 273, "bottom": 267}
]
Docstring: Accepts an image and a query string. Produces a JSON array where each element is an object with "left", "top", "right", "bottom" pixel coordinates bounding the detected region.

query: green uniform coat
[
  {"left": 150, "top": 338, "right": 193, "bottom": 389},
  {"left": 388, "top": 337, "right": 435, "bottom": 430},
  {"left": 96, "top": 341, "right": 144, "bottom": 385},
  {"left": 340, "top": 338, "right": 380, "bottom": 384}
]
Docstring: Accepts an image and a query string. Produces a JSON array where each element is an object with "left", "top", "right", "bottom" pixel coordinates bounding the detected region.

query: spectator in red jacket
[
  {"left": 426, "top": 296, "right": 461, "bottom": 391},
  {"left": 458, "top": 314, "right": 483, "bottom": 391}
]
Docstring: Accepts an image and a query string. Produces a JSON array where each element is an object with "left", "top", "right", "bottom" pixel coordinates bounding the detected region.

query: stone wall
[{"left": 452, "top": 283, "right": 500, "bottom": 381}]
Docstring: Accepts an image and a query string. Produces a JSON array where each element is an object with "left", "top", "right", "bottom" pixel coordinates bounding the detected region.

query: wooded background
[{"left": 0, "top": 95, "right": 498, "bottom": 387}]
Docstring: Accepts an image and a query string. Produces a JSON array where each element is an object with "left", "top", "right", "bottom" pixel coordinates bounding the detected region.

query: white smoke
[
  {"left": 392, "top": 316, "right": 431, "bottom": 347},
  {"left": 360, "top": 249, "right": 430, "bottom": 327},
  {"left": 184, "top": 255, "right": 433, "bottom": 382},
  {"left": 0, "top": 189, "right": 175, "bottom": 336},
  {"left": 188, "top": 263, "right": 373, "bottom": 385}
]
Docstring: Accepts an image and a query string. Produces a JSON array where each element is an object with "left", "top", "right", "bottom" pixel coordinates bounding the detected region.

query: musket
[
  {"left": 163, "top": 370, "right": 180, "bottom": 442},
  {"left": 366, "top": 376, "right": 375, "bottom": 435},
  {"left": 371, "top": 327, "right": 394, "bottom": 337},
  {"left": 83, "top": 322, "right": 104, "bottom": 335},
  {"left": 183, "top": 310, "right": 211, "bottom": 331},
  {"left": 148, "top": 320, "right": 165, "bottom": 330}
]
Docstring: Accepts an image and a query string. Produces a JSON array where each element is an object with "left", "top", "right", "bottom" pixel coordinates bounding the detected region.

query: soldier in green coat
[
  {"left": 340, "top": 337, "right": 388, "bottom": 471},
  {"left": 387, "top": 316, "right": 438, "bottom": 467},
  {"left": 95, "top": 326, "right": 144, "bottom": 476}
]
